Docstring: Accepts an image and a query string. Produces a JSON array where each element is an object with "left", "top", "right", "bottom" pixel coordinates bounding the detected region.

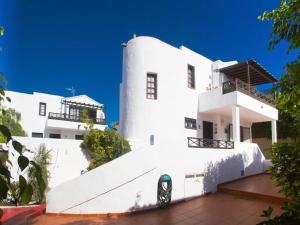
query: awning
[
  {"left": 61, "top": 100, "right": 103, "bottom": 110},
  {"left": 219, "top": 60, "right": 277, "bottom": 86}
]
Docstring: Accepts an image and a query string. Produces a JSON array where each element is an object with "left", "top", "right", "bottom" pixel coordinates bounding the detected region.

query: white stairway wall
[
  {"left": 8, "top": 137, "right": 90, "bottom": 189},
  {"left": 46, "top": 142, "right": 265, "bottom": 214}
]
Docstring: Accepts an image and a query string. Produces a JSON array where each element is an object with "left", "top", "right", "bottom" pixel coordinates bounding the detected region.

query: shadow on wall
[
  {"left": 80, "top": 147, "right": 92, "bottom": 162},
  {"left": 203, "top": 149, "right": 263, "bottom": 193},
  {"left": 127, "top": 191, "right": 157, "bottom": 213}
]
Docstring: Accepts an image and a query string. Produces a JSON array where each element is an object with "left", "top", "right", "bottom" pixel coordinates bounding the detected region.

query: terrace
[
  {"left": 48, "top": 112, "right": 106, "bottom": 125},
  {"left": 220, "top": 60, "right": 277, "bottom": 107}
]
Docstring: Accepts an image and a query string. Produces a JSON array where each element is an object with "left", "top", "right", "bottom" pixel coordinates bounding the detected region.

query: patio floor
[
  {"left": 218, "top": 173, "right": 284, "bottom": 203},
  {"left": 10, "top": 174, "right": 284, "bottom": 225}
]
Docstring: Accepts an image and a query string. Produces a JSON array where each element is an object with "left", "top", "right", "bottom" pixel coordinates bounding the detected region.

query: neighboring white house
[
  {"left": 46, "top": 36, "right": 278, "bottom": 215},
  {"left": 5, "top": 91, "right": 107, "bottom": 139}
]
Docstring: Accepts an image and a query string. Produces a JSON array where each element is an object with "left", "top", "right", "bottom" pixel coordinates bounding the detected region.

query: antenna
[{"left": 66, "top": 87, "right": 76, "bottom": 96}]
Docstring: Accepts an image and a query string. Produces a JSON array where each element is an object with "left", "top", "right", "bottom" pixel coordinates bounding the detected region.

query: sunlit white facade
[{"left": 5, "top": 91, "right": 107, "bottom": 139}]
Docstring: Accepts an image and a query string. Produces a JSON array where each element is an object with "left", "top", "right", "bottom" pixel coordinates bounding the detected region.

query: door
[
  {"left": 240, "top": 126, "right": 251, "bottom": 142},
  {"left": 203, "top": 121, "right": 213, "bottom": 139}
]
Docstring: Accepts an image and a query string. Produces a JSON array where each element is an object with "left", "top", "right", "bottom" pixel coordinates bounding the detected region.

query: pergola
[
  {"left": 219, "top": 60, "right": 277, "bottom": 86},
  {"left": 61, "top": 100, "right": 104, "bottom": 110}
]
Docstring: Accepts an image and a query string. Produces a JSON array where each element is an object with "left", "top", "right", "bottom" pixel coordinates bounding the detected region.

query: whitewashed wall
[
  {"left": 46, "top": 36, "right": 272, "bottom": 214},
  {"left": 5, "top": 91, "right": 62, "bottom": 137},
  {"left": 119, "top": 36, "right": 213, "bottom": 152},
  {"left": 8, "top": 137, "right": 89, "bottom": 189},
  {"left": 46, "top": 142, "right": 265, "bottom": 214},
  {"left": 4, "top": 91, "right": 106, "bottom": 139}
]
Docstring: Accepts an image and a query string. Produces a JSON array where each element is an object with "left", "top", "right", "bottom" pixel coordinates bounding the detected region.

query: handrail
[
  {"left": 48, "top": 112, "right": 106, "bottom": 125},
  {"left": 222, "top": 78, "right": 275, "bottom": 106},
  {"left": 187, "top": 137, "right": 234, "bottom": 149}
]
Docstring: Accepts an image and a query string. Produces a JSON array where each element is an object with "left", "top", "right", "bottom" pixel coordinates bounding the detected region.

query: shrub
[
  {"left": 27, "top": 144, "right": 51, "bottom": 203},
  {"left": 258, "top": 143, "right": 300, "bottom": 225},
  {"left": 81, "top": 128, "right": 130, "bottom": 170}
]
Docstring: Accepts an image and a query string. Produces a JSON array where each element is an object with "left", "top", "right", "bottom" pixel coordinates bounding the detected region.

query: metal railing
[
  {"left": 187, "top": 137, "right": 234, "bottom": 149},
  {"left": 222, "top": 78, "right": 275, "bottom": 106},
  {"left": 48, "top": 112, "right": 106, "bottom": 125}
]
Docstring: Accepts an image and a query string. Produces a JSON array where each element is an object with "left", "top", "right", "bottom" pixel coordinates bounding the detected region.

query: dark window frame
[
  {"left": 185, "top": 117, "right": 197, "bottom": 130},
  {"left": 146, "top": 73, "right": 157, "bottom": 100},
  {"left": 39, "top": 102, "right": 47, "bottom": 116},
  {"left": 150, "top": 135, "right": 155, "bottom": 145},
  {"left": 187, "top": 65, "right": 195, "bottom": 89},
  {"left": 32, "top": 132, "right": 43, "bottom": 138},
  {"left": 75, "top": 134, "right": 84, "bottom": 140},
  {"left": 49, "top": 133, "right": 61, "bottom": 139}
]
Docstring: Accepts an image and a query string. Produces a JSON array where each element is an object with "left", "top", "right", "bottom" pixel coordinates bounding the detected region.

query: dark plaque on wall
[{"left": 157, "top": 174, "right": 172, "bottom": 208}]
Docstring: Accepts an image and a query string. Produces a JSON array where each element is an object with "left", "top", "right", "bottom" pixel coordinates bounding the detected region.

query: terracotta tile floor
[
  {"left": 27, "top": 193, "right": 282, "bottom": 225},
  {"left": 219, "top": 173, "right": 283, "bottom": 200}
]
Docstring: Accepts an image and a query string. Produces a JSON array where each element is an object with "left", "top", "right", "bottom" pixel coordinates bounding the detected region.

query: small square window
[
  {"left": 185, "top": 117, "right": 197, "bottom": 129},
  {"left": 39, "top": 102, "right": 46, "bottom": 116},
  {"left": 75, "top": 135, "right": 84, "bottom": 140},
  {"left": 32, "top": 132, "right": 43, "bottom": 138},
  {"left": 49, "top": 133, "right": 61, "bottom": 139}
]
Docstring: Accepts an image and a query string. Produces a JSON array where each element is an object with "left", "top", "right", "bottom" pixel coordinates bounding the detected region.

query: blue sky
[{"left": 0, "top": 0, "right": 297, "bottom": 125}]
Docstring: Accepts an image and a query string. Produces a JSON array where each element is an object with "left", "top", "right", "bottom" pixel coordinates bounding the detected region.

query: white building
[
  {"left": 5, "top": 91, "right": 107, "bottom": 139},
  {"left": 46, "top": 36, "right": 278, "bottom": 215},
  {"left": 119, "top": 36, "right": 278, "bottom": 150}
]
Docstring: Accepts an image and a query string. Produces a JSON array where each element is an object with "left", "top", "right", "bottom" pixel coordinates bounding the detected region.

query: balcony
[
  {"left": 222, "top": 78, "right": 275, "bottom": 106},
  {"left": 188, "top": 137, "right": 234, "bottom": 149},
  {"left": 48, "top": 112, "right": 106, "bottom": 125}
]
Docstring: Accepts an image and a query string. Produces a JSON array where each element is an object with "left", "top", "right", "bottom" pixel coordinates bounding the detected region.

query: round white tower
[{"left": 119, "top": 36, "right": 212, "bottom": 151}]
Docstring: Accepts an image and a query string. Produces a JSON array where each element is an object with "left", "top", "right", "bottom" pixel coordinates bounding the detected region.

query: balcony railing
[
  {"left": 222, "top": 78, "right": 275, "bottom": 106},
  {"left": 48, "top": 112, "right": 106, "bottom": 125},
  {"left": 187, "top": 137, "right": 234, "bottom": 149}
]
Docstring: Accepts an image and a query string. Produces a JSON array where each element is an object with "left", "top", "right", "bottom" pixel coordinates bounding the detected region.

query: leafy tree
[
  {"left": 81, "top": 128, "right": 130, "bottom": 170},
  {"left": 258, "top": 1, "right": 300, "bottom": 224},
  {"left": 0, "top": 26, "right": 45, "bottom": 218},
  {"left": 258, "top": 0, "right": 300, "bottom": 54},
  {"left": 27, "top": 144, "right": 51, "bottom": 203},
  {"left": 274, "top": 62, "right": 300, "bottom": 141},
  {"left": 81, "top": 108, "right": 94, "bottom": 130},
  {"left": 0, "top": 26, "right": 4, "bottom": 36},
  {"left": 0, "top": 108, "right": 27, "bottom": 142}
]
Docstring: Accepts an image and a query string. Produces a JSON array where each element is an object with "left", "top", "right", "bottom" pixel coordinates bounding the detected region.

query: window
[
  {"left": 39, "top": 102, "right": 46, "bottom": 116},
  {"left": 187, "top": 65, "right": 195, "bottom": 89},
  {"left": 75, "top": 134, "right": 84, "bottom": 140},
  {"left": 185, "top": 117, "right": 197, "bottom": 129},
  {"left": 32, "top": 132, "right": 43, "bottom": 138},
  {"left": 49, "top": 133, "right": 61, "bottom": 139},
  {"left": 146, "top": 73, "right": 157, "bottom": 99},
  {"left": 150, "top": 135, "right": 154, "bottom": 145}
]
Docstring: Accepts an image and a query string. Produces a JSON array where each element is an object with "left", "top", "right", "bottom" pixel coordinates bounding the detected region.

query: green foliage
[
  {"left": 27, "top": 144, "right": 51, "bottom": 203},
  {"left": 258, "top": 0, "right": 300, "bottom": 54},
  {"left": 0, "top": 26, "right": 3, "bottom": 36},
  {"left": 6, "top": 176, "right": 34, "bottom": 206},
  {"left": 258, "top": 143, "right": 300, "bottom": 225},
  {"left": 81, "top": 128, "right": 131, "bottom": 170},
  {"left": 275, "top": 62, "right": 300, "bottom": 140},
  {"left": 258, "top": 1, "right": 300, "bottom": 224},
  {"left": 0, "top": 108, "right": 27, "bottom": 142},
  {"left": 0, "top": 28, "right": 45, "bottom": 215},
  {"left": 81, "top": 108, "right": 94, "bottom": 130},
  {"left": 269, "top": 143, "right": 300, "bottom": 203}
]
